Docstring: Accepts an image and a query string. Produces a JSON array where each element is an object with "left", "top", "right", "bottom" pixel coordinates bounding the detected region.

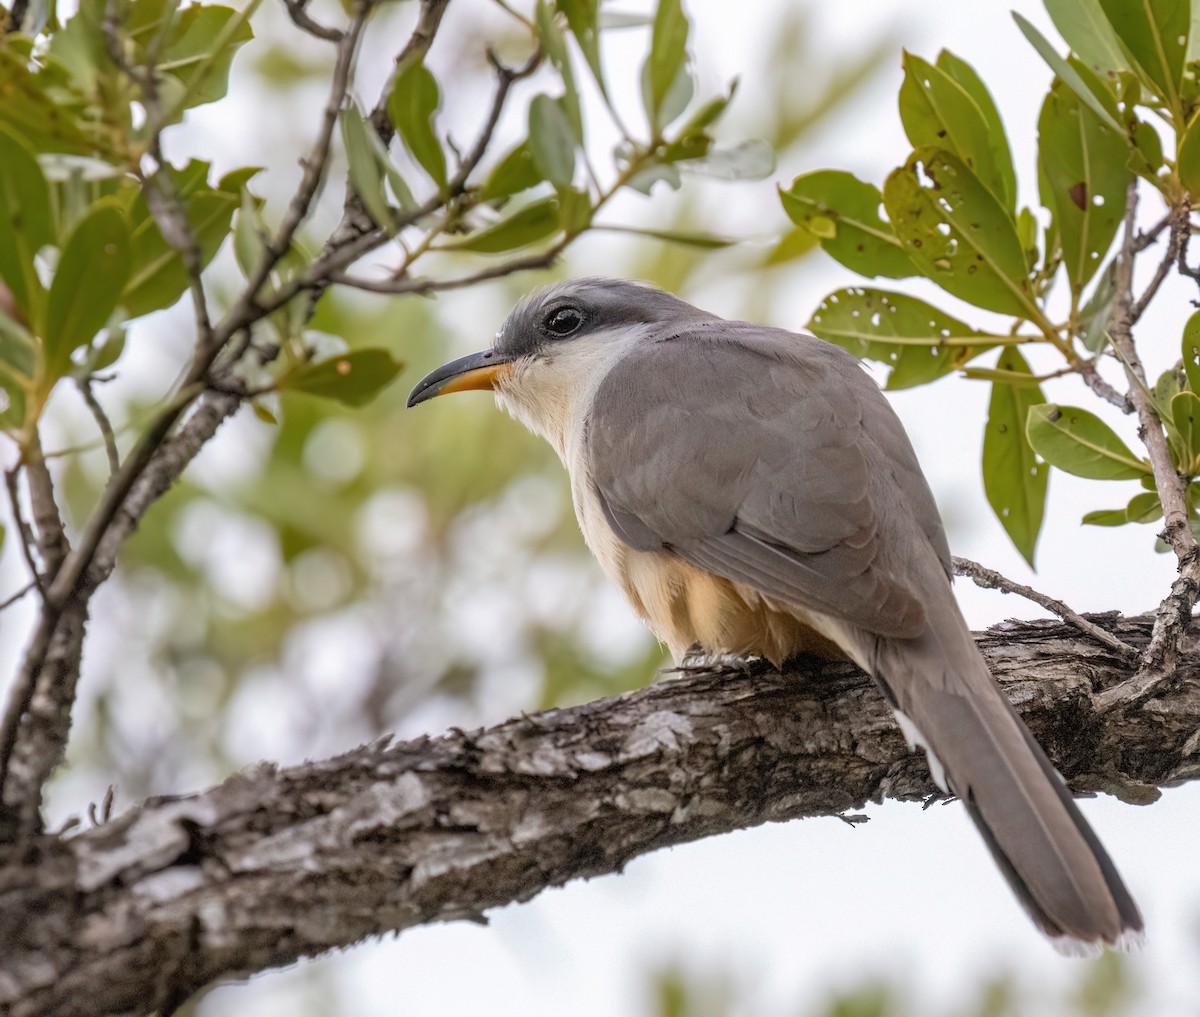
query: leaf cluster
[{"left": 780, "top": 0, "right": 1200, "bottom": 566}]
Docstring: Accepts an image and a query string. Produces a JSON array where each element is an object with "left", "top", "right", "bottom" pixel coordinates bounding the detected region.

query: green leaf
[
  {"left": 883, "top": 148, "right": 1036, "bottom": 317},
  {"left": 122, "top": 183, "right": 241, "bottom": 318},
  {"left": 44, "top": 200, "right": 131, "bottom": 381},
  {"left": 779, "top": 170, "right": 915, "bottom": 279},
  {"left": 1027, "top": 403, "right": 1150, "bottom": 479},
  {"left": 481, "top": 142, "right": 544, "bottom": 200},
  {"left": 1083, "top": 491, "right": 1163, "bottom": 526},
  {"left": 596, "top": 225, "right": 733, "bottom": 248},
  {"left": 446, "top": 197, "right": 561, "bottom": 253},
  {"left": 558, "top": 0, "right": 605, "bottom": 96},
  {"left": 342, "top": 103, "right": 398, "bottom": 234},
  {"left": 0, "top": 48, "right": 93, "bottom": 155},
  {"left": 279, "top": 348, "right": 404, "bottom": 407},
  {"left": 1178, "top": 110, "right": 1200, "bottom": 195},
  {"left": 982, "top": 347, "right": 1048, "bottom": 566},
  {"left": 528, "top": 94, "right": 577, "bottom": 188},
  {"left": 0, "top": 126, "right": 54, "bottom": 328},
  {"left": 1045, "top": 0, "right": 1130, "bottom": 74},
  {"left": 1037, "top": 78, "right": 1129, "bottom": 294},
  {"left": 1014, "top": 13, "right": 1126, "bottom": 134},
  {"left": 1098, "top": 0, "right": 1188, "bottom": 118},
  {"left": 1078, "top": 260, "right": 1117, "bottom": 351},
  {"left": 1183, "top": 309, "right": 1200, "bottom": 393},
  {"left": 899, "top": 52, "right": 1014, "bottom": 208},
  {"left": 159, "top": 3, "right": 254, "bottom": 109},
  {"left": 936, "top": 50, "right": 1017, "bottom": 204},
  {"left": 0, "top": 306, "right": 36, "bottom": 380},
  {"left": 536, "top": 1, "right": 583, "bottom": 141},
  {"left": 644, "top": 0, "right": 687, "bottom": 131},
  {"left": 679, "top": 140, "right": 774, "bottom": 180},
  {"left": 1171, "top": 390, "right": 1200, "bottom": 470},
  {"left": 556, "top": 187, "right": 592, "bottom": 234},
  {"left": 807, "top": 287, "right": 991, "bottom": 390},
  {"left": 388, "top": 58, "right": 448, "bottom": 191}
]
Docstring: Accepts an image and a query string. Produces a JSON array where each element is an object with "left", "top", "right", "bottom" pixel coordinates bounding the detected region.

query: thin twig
[
  {"left": 1133, "top": 211, "right": 1171, "bottom": 252},
  {"left": 75, "top": 378, "right": 121, "bottom": 475},
  {"left": 4, "top": 469, "right": 44, "bottom": 596},
  {"left": 1076, "top": 358, "right": 1134, "bottom": 414},
  {"left": 281, "top": 0, "right": 344, "bottom": 41},
  {"left": 951, "top": 556, "right": 1140, "bottom": 662},
  {"left": 0, "top": 581, "right": 36, "bottom": 612},
  {"left": 23, "top": 432, "right": 69, "bottom": 581},
  {"left": 332, "top": 238, "right": 572, "bottom": 295},
  {"left": 1132, "top": 204, "right": 1186, "bottom": 323}
]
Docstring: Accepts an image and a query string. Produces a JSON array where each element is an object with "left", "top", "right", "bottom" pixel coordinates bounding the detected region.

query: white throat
[{"left": 492, "top": 326, "right": 653, "bottom": 463}]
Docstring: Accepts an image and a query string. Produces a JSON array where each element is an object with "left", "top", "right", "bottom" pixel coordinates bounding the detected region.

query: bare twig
[
  {"left": 1133, "top": 211, "right": 1171, "bottom": 252},
  {"left": 1075, "top": 359, "right": 1134, "bottom": 414},
  {"left": 368, "top": 0, "right": 452, "bottom": 144},
  {"left": 1132, "top": 204, "right": 1186, "bottom": 323},
  {"left": 281, "top": 0, "right": 344, "bottom": 41},
  {"left": 74, "top": 378, "right": 121, "bottom": 475},
  {"left": 331, "top": 238, "right": 572, "bottom": 295},
  {"left": 0, "top": 582, "right": 36, "bottom": 612},
  {"left": 4, "top": 469, "right": 44, "bottom": 595},
  {"left": 952, "top": 556, "right": 1140, "bottom": 662}
]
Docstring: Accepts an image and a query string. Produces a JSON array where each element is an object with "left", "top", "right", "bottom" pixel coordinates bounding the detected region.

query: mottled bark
[{"left": 1, "top": 615, "right": 1197, "bottom": 1017}]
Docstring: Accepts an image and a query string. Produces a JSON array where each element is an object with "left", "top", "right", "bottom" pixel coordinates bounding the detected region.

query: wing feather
[{"left": 586, "top": 323, "right": 944, "bottom": 640}]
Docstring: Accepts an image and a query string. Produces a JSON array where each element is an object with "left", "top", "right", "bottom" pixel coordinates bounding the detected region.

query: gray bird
[{"left": 408, "top": 277, "right": 1142, "bottom": 950}]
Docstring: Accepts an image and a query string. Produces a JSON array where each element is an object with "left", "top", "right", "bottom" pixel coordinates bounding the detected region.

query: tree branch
[{"left": 0, "top": 615, "right": 1192, "bottom": 1016}]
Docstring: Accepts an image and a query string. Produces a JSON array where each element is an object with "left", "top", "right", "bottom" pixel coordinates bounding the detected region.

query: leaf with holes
[
  {"left": 0, "top": 126, "right": 54, "bottom": 328},
  {"left": 883, "top": 148, "right": 1036, "bottom": 317},
  {"left": 982, "top": 347, "right": 1047, "bottom": 566},
  {"left": 780, "top": 171, "right": 915, "bottom": 279},
  {"left": 936, "top": 50, "right": 1017, "bottom": 204},
  {"left": 1098, "top": 0, "right": 1188, "bottom": 118},
  {"left": 899, "top": 52, "right": 1014, "bottom": 209},
  {"left": 388, "top": 59, "right": 447, "bottom": 191},
  {"left": 44, "top": 200, "right": 131, "bottom": 381},
  {"left": 1037, "top": 77, "right": 1129, "bottom": 294},
  {"left": 1027, "top": 403, "right": 1149, "bottom": 479},
  {"left": 279, "top": 348, "right": 404, "bottom": 407},
  {"left": 807, "top": 288, "right": 992, "bottom": 390}
]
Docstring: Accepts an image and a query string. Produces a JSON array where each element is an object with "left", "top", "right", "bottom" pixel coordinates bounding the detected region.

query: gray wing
[{"left": 585, "top": 322, "right": 951, "bottom": 640}]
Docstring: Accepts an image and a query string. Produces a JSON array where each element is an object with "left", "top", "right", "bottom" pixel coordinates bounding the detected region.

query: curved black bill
[{"left": 407, "top": 349, "right": 513, "bottom": 408}]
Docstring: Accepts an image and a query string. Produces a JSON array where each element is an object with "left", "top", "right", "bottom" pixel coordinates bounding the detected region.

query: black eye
[{"left": 545, "top": 306, "right": 583, "bottom": 337}]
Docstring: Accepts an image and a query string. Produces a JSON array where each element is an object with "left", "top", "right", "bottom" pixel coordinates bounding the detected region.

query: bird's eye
[{"left": 545, "top": 306, "right": 584, "bottom": 337}]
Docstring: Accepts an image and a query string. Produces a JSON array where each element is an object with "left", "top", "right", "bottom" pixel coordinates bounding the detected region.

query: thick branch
[{"left": 1, "top": 615, "right": 1196, "bottom": 1016}]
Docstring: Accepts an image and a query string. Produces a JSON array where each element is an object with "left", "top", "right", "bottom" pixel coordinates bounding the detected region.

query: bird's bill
[{"left": 407, "top": 350, "right": 513, "bottom": 407}]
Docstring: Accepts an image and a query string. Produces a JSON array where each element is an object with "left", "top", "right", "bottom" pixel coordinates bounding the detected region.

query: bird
[{"left": 408, "top": 276, "right": 1143, "bottom": 951}]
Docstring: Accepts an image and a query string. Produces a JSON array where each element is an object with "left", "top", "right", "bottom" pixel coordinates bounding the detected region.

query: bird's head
[{"left": 407, "top": 278, "right": 714, "bottom": 447}]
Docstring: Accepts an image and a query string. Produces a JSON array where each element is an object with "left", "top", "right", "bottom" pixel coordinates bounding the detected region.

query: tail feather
[{"left": 873, "top": 599, "right": 1143, "bottom": 947}]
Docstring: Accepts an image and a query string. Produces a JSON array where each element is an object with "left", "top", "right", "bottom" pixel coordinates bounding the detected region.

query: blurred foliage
[
  {"left": 782, "top": 0, "right": 1200, "bottom": 567},
  {"left": 648, "top": 950, "right": 1144, "bottom": 1017}
]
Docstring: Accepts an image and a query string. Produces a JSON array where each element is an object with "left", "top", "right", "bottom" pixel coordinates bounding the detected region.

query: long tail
[{"left": 872, "top": 593, "right": 1142, "bottom": 948}]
